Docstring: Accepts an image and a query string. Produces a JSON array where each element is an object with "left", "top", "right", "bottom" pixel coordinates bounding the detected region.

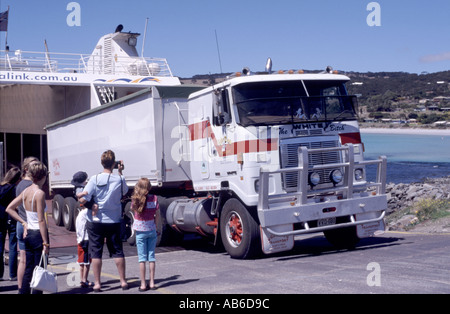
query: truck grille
[{"left": 280, "top": 137, "right": 341, "bottom": 191}]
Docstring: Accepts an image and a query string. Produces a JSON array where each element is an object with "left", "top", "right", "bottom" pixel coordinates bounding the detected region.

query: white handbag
[{"left": 30, "top": 251, "right": 58, "bottom": 293}]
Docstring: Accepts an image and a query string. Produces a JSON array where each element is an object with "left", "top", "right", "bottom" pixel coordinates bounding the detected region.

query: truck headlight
[
  {"left": 309, "top": 172, "right": 321, "bottom": 186},
  {"left": 330, "top": 169, "right": 343, "bottom": 184}
]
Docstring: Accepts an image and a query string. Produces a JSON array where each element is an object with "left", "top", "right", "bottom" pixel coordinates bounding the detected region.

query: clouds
[{"left": 420, "top": 52, "right": 450, "bottom": 63}]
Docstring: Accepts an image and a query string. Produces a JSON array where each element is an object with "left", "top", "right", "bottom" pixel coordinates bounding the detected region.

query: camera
[{"left": 114, "top": 160, "right": 124, "bottom": 170}]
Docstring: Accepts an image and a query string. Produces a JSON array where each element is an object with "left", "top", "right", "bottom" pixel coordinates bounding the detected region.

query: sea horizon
[{"left": 361, "top": 130, "right": 450, "bottom": 184}]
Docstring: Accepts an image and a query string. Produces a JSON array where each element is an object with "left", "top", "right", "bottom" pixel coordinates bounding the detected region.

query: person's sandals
[
  {"left": 80, "top": 281, "right": 93, "bottom": 288},
  {"left": 138, "top": 285, "right": 157, "bottom": 292},
  {"left": 138, "top": 286, "right": 149, "bottom": 292}
]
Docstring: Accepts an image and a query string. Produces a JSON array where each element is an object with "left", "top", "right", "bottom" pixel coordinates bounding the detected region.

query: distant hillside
[
  {"left": 345, "top": 71, "right": 450, "bottom": 123},
  {"left": 346, "top": 70, "right": 450, "bottom": 107}
]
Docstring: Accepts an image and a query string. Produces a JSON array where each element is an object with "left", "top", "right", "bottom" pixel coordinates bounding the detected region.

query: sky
[{"left": 1, "top": 0, "right": 450, "bottom": 78}]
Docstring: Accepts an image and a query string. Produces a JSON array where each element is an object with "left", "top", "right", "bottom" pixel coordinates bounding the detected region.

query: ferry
[{"left": 0, "top": 25, "right": 181, "bottom": 172}]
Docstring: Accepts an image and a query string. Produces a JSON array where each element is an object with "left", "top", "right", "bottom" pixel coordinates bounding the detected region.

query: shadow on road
[{"left": 274, "top": 234, "right": 404, "bottom": 261}]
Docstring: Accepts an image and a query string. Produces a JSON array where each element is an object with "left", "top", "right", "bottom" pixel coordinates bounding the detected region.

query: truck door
[{"left": 211, "top": 88, "right": 239, "bottom": 177}]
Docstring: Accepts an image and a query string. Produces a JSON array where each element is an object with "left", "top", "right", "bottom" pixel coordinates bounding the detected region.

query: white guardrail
[{"left": 0, "top": 50, "right": 173, "bottom": 77}]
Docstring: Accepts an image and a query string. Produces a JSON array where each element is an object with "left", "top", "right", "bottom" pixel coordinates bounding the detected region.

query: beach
[{"left": 360, "top": 127, "right": 450, "bottom": 136}]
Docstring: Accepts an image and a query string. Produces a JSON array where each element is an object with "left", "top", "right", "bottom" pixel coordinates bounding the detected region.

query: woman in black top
[{"left": 0, "top": 167, "right": 22, "bottom": 280}]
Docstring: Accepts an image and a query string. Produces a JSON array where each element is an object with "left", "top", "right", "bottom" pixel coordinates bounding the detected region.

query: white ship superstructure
[{"left": 0, "top": 27, "right": 181, "bottom": 170}]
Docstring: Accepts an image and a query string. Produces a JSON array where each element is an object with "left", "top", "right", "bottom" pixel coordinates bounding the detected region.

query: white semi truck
[{"left": 46, "top": 64, "right": 387, "bottom": 259}]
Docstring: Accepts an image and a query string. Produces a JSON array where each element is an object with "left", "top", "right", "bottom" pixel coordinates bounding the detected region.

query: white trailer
[{"left": 47, "top": 68, "right": 388, "bottom": 259}]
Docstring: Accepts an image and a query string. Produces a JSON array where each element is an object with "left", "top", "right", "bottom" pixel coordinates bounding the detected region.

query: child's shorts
[
  {"left": 77, "top": 242, "right": 91, "bottom": 265},
  {"left": 136, "top": 230, "right": 157, "bottom": 263}
]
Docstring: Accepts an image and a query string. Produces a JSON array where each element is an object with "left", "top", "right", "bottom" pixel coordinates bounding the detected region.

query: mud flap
[
  {"left": 356, "top": 211, "right": 386, "bottom": 238},
  {"left": 260, "top": 224, "right": 294, "bottom": 254}
]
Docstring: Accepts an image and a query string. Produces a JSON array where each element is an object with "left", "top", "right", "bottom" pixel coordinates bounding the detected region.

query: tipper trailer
[{"left": 46, "top": 67, "right": 387, "bottom": 259}]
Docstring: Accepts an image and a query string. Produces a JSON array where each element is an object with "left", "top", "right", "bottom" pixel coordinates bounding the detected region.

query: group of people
[
  {"left": 0, "top": 156, "right": 47, "bottom": 294},
  {"left": 0, "top": 150, "right": 160, "bottom": 293}
]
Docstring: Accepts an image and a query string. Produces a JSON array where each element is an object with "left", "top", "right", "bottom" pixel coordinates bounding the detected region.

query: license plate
[{"left": 318, "top": 217, "right": 336, "bottom": 227}]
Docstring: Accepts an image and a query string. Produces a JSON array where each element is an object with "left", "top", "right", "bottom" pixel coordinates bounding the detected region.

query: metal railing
[{"left": 0, "top": 50, "right": 173, "bottom": 77}]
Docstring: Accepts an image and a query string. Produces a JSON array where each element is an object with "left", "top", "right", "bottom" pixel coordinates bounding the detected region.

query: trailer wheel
[
  {"left": 220, "top": 198, "right": 261, "bottom": 259},
  {"left": 52, "top": 194, "right": 64, "bottom": 226},
  {"left": 63, "top": 197, "right": 77, "bottom": 231},
  {"left": 123, "top": 202, "right": 135, "bottom": 246},
  {"left": 324, "top": 226, "right": 360, "bottom": 249}
]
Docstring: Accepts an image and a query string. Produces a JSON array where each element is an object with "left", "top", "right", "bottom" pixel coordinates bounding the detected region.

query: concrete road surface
[{"left": 1, "top": 231, "right": 449, "bottom": 302}]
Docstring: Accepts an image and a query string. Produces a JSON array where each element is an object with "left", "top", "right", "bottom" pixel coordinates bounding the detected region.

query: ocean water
[{"left": 361, "top": 132, "right": 450, "bottom": 184}]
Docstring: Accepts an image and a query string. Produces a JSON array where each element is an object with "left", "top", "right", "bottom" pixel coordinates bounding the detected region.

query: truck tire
[
  {"left": 123, "top": 202, "right": 136, "bottom": 246},
  {"left": 63, "top": 197, "right": 77, "bottom": 231},
  {"left": 324, "top": 226, "right": 360, "bottom": 249},
  {"left": 52, "top": 194, "right": 64, "bottom": 227},
  {"left": 220, "top": 198, "right": 261, "bottom": 259}
]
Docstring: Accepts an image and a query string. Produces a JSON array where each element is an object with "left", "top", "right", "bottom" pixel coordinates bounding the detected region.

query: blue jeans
[
  {"left": 20, "top": 229, "right": 46, "bottom": 294},
  {"left": 0, "top": 218, "right": 17, "bottom": 279},
  {"left": 16, "top": 221, "right": 26, "bottom": 250},
  {"left": 136, "top": 230, "right": 157, "bottom": 263}
]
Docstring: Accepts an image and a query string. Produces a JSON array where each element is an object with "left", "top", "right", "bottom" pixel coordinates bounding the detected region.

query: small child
[
  {"left": 131, "top": 178, "right": 160, "bottom": 291},
  {"left": 71, "top": 171, "right": 92, "bottom": 288},
  {"left": 75, "top": 208, "right": 91, "bottom": 288},
  {"left": 74, "top": 171, "right": 99, "bottom": 219}
]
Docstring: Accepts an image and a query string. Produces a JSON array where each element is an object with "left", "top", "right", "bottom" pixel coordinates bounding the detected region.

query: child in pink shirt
[{"left": 131, "top": 178, "right": 160, "bottom": 291}]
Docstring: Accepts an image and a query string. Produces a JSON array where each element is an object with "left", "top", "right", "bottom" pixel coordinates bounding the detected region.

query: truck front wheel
[{"left": 220, "top": 198, "right": 261, "bottom": 259}]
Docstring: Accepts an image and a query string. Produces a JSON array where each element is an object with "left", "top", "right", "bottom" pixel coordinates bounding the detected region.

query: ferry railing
[
  {"left": 80, "top": 55, "right": 173, "bottom": 77},
  {"left": 0, "top": 50, "right": 173, "bottom": 77}
]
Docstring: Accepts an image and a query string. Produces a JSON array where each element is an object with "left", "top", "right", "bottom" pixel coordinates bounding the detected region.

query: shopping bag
[{"left": 30, "top": 251, "right": 58, "bottom": 293}]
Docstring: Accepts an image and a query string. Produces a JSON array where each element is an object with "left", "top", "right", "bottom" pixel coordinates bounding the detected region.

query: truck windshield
[{"left": 233, "top": 80, "right": 358, "bottom": 127}]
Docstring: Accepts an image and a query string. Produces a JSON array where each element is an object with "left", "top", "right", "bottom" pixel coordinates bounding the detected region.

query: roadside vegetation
[{"left": 387, "top": 198, "right": 450, "bottom": 230}]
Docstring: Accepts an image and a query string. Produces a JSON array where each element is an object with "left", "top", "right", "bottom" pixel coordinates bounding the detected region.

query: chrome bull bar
[
  {"left": 257, "top": 144, "right": 388, "bottom": 236},
  {"left": 265, "top": 211, "right": 386, "bottom": 237}
]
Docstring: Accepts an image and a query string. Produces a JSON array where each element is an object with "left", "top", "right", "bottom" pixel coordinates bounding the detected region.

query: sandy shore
[{"left": 360, "top": 127, "right": 450, "bottom": 136}]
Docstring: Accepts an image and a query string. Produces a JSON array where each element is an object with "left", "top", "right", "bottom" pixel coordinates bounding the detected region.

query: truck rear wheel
[
  {"left": 52, "top": 194, "right": 64, "bottom": 227},
  {"left": 220, "top": 198, "right": 261, "bottom": 259}
]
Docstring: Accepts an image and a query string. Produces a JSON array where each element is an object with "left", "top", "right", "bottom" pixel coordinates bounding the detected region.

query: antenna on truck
[{"left": 215, "top": 29, "right": 223, "bottom": 74}]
